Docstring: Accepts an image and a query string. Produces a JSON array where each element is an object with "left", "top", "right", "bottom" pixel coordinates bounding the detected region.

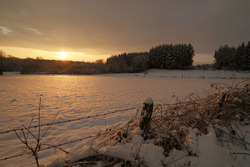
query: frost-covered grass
[{"left": 0, "top": 70, "right": 249, "bottom": 166}]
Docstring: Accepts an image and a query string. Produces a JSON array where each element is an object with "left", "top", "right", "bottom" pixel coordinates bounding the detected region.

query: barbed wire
[
  {"left": 0, "top": 119, "right": 127, "bottom": 162},
  {"left": 0, "top": 135, "right": 97, "bottom": 161},
  {"left": 0, "top": 106, "right": 139, "bottom": 161},
  {"left": 0, "top": 153, "right": 25, "bottom": 161},
  {"left": 0, "top": 106, "right": 138, "bottom": 135},
  {"left": 0, "top": 103, "right": 181, "bottom": 162},
  {"left": 0, "top": 101, "right": 200, "bottom": 135},
  {"left": 41, "top": 135, "right": 97, "bottom": 151}
]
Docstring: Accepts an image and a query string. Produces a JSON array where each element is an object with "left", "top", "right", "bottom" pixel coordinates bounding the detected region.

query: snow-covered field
[
  {"left": 104, "top": 69, "right": 250, "bottom": 80},
  {"left": 0, "top": 70, "right": 249, "bottom": 166}
]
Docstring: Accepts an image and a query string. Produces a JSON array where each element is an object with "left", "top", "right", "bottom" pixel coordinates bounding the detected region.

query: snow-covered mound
[{"left": 45, "top": 82, "right": 250, "bottom": 167}]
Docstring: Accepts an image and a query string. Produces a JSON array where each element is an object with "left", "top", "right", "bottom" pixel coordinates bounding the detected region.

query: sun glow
[{"left": 59, "top": 52, "right": 67, "bottom": 59}]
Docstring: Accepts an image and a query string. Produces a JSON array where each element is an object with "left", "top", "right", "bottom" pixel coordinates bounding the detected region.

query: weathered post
[{"left": 140, "top": 97, "right": 154, "bottom": 133}]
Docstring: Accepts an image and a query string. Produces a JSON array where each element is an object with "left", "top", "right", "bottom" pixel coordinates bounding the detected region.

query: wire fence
[
  {"left": 0, "top": 102, "right": 186, "bottom": 162},
  {"left": 0, "top": 105, "right": 140, "bottom": 162},
  {"left": 0, "top": 100, "right": 199, "bottom": 135},
  {"left": 0, "top": 133, "right": 107, "bottom": 161},
  {"left": 0, "top": 106, "right": 138, "bottom": 135}
]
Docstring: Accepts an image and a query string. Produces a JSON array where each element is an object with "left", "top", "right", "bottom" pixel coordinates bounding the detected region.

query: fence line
[
  {"left": 0, "top": 119, "right": 126, "bottom": 162},
  {"left": 0, "top": 102, "right": 180, "bottom": 162},
  {"left": 0, "top": 106, "right": 138, "bottom": 135},
  {"left": 0, "top": 103, "right": 199, "bottom": 135},
  {"left": 0, "top": 135, "right": 98, "bottom": 161},
  {"left": 0, "top": 102, "right": 199, "bottom": 135}
]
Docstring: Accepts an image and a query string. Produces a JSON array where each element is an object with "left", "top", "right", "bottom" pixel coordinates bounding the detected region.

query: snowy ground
[
  {"left": 103, "top": 69, "right": 250, "bottom": 80},
  {"left": 0, "top": 69, "right": 249, "bottom": 166}
]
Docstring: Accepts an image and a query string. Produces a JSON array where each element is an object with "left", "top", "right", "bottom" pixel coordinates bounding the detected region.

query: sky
[{"left": 0, "top": 0, "right": 250, "bottom": 64}]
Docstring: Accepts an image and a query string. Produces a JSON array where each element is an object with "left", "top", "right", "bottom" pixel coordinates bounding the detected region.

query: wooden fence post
[{"left": 139, "top": 97, "right": 153, "bottom": 133}]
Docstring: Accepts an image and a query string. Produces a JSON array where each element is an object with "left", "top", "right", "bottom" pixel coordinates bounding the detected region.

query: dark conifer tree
[
  {"left": 149, "top": 43, "right": 194, "bottom": 70},
  {"left": 235, "top": 42, "right": 245, "bottom": 70},
  {"left": 214, "top": 41, "right": 249, "bottom": 70},
  {"left": 242, "top": 41, "right": 250, "bottom": 70}
]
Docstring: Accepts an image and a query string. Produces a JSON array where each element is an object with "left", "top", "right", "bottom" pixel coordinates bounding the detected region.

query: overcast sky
[{"left": 0, "top": 0, "right": 250, "bottom": 64}]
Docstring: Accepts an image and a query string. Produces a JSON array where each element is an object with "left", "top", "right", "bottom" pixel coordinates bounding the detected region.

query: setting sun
[{"left": 59, "top": 52, "right": 67, "bottom": 59}]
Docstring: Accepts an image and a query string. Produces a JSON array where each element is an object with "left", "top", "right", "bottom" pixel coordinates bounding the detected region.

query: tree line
[
  {"left": 214, "top": 41, "right": 250, "bottom": 70},
  {"left": 105, "top": 52, "right": 149, "bottom": 73},
  {"left": 149, "top": 43, "right": 194, "bottom": 69},
  {"left": 0, "top": 54, "right": 106, "bottom": 75},
  {"left": 1, "top": 40, "right": 249, "bottom": 75},
  {"left": 0, "top": 43, "right": 195, "bottom": 75}
]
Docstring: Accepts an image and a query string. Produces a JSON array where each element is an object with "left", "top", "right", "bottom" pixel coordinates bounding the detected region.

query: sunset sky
[{"left": 0, "top": 0, "right": 250, "bottom": 64}]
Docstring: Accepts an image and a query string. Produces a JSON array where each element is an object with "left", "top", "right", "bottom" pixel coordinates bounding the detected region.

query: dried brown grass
[{"left": 65, "top": 81, "right": 250, "bottom": 166}]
